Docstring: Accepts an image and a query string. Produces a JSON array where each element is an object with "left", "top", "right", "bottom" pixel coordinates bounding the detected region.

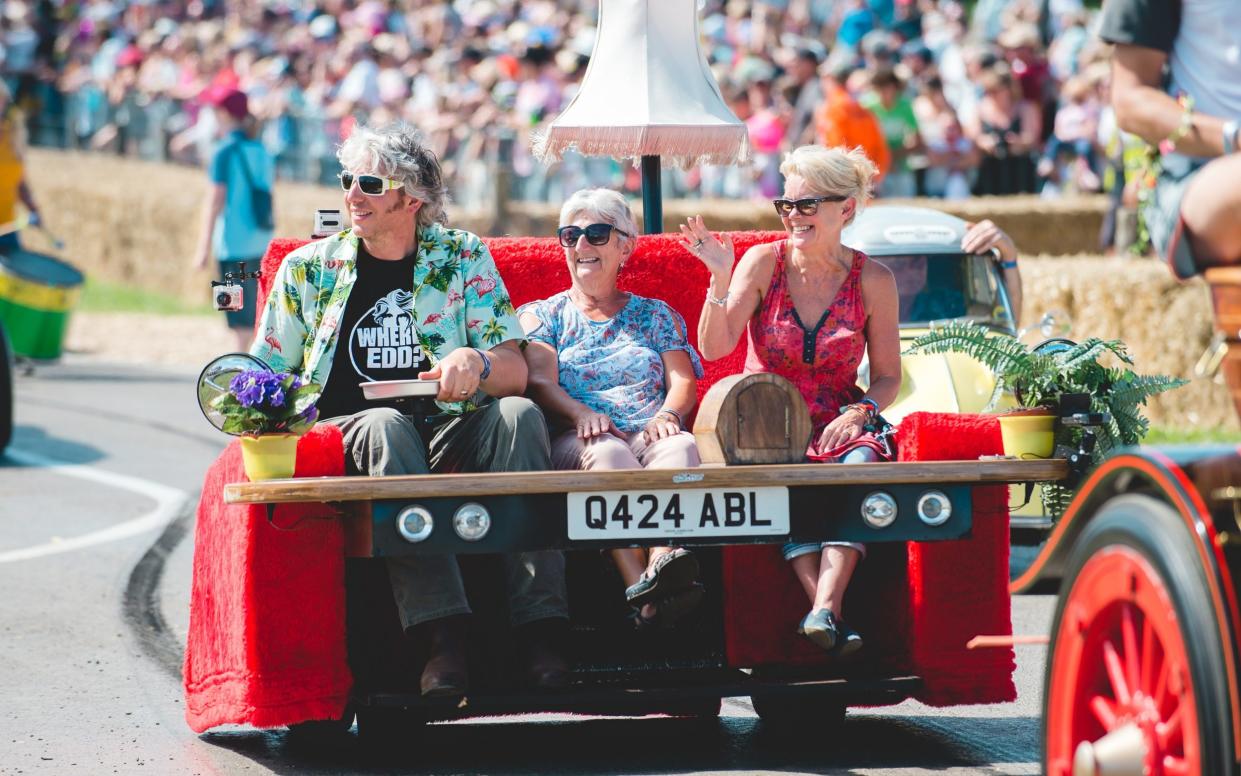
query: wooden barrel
[
  {"left": 1205, "top": 267, "right": 1241, "bottom": 421},
  {"left": 692, "top": 373, "right": 812, "bottom": 465}
]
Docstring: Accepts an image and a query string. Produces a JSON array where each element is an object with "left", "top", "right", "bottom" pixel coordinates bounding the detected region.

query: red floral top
[{"left": 744, "top": 240, "right": 867, "bottom": 431}]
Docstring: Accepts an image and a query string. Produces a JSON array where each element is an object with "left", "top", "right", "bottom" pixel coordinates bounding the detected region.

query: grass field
[
  {"left": 78, "top": 277, "right": 214, "bottom": 315},
  {"left": 1145, "top": 426, "right": 1241, "bottom": 445}
]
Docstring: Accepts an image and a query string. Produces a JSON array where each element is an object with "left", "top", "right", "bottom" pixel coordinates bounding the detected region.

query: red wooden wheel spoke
[
  {"left": 1154, "top": 655, "right": 1170, "bottom": 708},
  {"left": 1141, "top": 615, "right": 1156, "bottom": 702},
  {"left": 1121, "top": 603, "right": 1140, "bottom": 696},
  {"left": 1089, "top": 695, "right": 1118, "bottom": 729},
  {"left": 1158, "top": 706, "right": 1182, "bottom": 750},
  {"left": 1103, "top": 640, "right": 1132, "bottom": 707}
]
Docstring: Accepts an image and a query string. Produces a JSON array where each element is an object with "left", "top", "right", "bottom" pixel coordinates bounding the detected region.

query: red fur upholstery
[
  {"left": 184, "top": 425, "right": 351, "bottom": 732},
  {"left": 186, "top": 232, "right": 1013, "bottom": 731}
]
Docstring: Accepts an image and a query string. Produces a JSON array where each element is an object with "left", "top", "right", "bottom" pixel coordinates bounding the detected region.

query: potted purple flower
[{"left": 210, "top": 369, "right": 322, "bottom": 480}]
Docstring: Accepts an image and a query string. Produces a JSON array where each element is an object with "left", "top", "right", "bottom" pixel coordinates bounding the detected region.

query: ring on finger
[{"left": 693, "top": 239, "right": 704, "bottom": 249}]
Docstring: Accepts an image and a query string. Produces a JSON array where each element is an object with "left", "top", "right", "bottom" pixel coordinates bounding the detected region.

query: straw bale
[{"left": 1021, "top": 255, "right": 1238, "bottom": 432}]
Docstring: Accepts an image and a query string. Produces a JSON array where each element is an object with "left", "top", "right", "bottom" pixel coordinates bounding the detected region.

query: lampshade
[{"left": 534, "top": 0, "right": 750, "bottom": 168}]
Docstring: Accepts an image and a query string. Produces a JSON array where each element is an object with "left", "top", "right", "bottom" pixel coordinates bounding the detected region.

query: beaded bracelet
[{"left": 1159, "top": 94, "right": 1195, "bottom": 155}]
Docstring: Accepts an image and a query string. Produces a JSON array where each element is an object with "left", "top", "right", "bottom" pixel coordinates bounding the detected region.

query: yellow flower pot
[
  {"left": 998, "top": 412, "right": 1057, "bottom": 459},
  {"left": 239, "top": 434, "right": 301, "bottom": 481}
]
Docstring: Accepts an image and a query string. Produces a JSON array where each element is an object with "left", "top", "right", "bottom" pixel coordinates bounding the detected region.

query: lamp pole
[{"left": 640, "top": 155, "right": 662, "bottom": 234}]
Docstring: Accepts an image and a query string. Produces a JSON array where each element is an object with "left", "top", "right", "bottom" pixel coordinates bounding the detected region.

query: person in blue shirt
[
  {"left": 520, "top": 188, "right": 706, "bottom": 630},
  {"left": 192, "top": 86, "right": 275, "bottom": 350}
]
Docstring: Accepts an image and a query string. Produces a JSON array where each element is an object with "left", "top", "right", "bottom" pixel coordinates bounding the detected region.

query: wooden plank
[{"left": 224, "top": 458, "right": 1068, "bottom": 505}]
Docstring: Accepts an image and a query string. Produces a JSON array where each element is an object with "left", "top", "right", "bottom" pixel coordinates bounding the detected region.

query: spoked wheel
[{"left": 1043, "top": 495, "right": 1233, "bottom": 776}]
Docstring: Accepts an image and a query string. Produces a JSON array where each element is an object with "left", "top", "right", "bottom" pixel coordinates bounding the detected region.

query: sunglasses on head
[
  {"left": 339, "top": 171, "right": 404, "bottom": 196},
  {"left": 556, "top": 223, "right": 630, "bottom": 247},
  {"left": 772, "top": 195, "right": 849, "bottom": 217}
]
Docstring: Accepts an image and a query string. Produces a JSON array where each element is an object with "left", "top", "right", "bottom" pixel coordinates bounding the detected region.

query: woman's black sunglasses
[
  {"left": 557, "top": 223, "right": 631, "bottom": 247},
  {"left": 338, "top": 171, "right": 403, "bottom": 196},
  {"left": 772, "top": 195, "right": 848, "bottom": 217}
]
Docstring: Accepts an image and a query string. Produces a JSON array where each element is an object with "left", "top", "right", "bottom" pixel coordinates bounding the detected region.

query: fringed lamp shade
[{"left": 534, "top": 0, "right": 751, "bottom": 169}]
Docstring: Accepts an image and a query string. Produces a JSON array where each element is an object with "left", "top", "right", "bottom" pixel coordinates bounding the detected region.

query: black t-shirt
[
  {"left": 1097, "top": 0, "right": 1180, "bottom": 53},
  {"left": 317, "top": 247, "right": 431, "bottom": 420}
]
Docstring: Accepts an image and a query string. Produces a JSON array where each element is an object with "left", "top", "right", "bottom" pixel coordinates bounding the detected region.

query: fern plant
[{"left": 904, "top": 320, "right": 1187, "bottom": 457}]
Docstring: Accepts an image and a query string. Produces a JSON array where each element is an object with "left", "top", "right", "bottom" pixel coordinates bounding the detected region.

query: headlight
[
  {"left": 861, "top": 492, "right": 897, "bottom": 529},
  {"left": 452, "top": 502, "right": 491, "bottom": 541},
  {"left": 396, "top": 505, "right": 434, "bottom": 543},
  {"left": 917, "top": 491, "right": 952, "bottom": 526}
]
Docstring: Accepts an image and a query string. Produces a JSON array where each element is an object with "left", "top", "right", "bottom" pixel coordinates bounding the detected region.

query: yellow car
[{"left": 842, "top": 206, "right": 1047, "bottom": 536}]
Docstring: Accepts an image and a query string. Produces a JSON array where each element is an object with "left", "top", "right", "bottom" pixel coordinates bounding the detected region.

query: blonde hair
[
  {"left": 779, "top": 145, "right": 878, "bottom": 224},
  {"left": 559, "top": 188, "right": 640, "bottom": 243}
]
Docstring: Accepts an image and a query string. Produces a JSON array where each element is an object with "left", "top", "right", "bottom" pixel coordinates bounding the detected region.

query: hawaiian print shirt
[
  {"left": 251, "top": 223, "right": 520, "bottom": 414},
  {"left": 520, "top": 292, "right": 704, "bottom": 433}
]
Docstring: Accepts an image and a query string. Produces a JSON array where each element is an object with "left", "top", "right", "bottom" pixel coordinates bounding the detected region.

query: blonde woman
[
  {"left": 521, "top": 188, "right": 705, "bottom": 629},
  {"left": 680, "top": 145, "right": 901, "bottom": 655}
]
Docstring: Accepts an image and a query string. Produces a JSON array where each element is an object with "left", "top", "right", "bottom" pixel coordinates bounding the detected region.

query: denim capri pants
[{"left": 782, "top": 445, "right": 879, "bottom": 561}]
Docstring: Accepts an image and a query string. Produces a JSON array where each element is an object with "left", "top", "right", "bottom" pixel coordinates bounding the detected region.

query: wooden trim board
[{"left": 225, "top": 458, "right": 1068, "bottom": 505}]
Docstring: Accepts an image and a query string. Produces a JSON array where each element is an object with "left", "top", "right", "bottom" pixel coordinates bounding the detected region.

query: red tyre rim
[{"left": 1045, "top": 546, "right": 1201, "bottom": 776}]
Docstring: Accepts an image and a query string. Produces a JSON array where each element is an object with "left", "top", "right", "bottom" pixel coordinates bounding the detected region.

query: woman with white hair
[
  {"left": 680, "top": 145, "right": 902, "bottom": 656},
  {"left": 520, "top": 188, "right": 706, "bottom": 630}
]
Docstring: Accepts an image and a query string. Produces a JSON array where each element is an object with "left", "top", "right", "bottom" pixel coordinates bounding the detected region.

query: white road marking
[{"left": 0, "top": 449, "right": 189, "bottom": 564}]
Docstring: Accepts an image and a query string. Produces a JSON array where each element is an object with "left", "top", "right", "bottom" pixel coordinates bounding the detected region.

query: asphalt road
[{"left": 1, "top": 358, "right": 1055, "bottom": 776}]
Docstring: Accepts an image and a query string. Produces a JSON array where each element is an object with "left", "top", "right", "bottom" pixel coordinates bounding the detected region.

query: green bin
[{"left": 0, "top": 248, "right": 85, "bottom": 361}]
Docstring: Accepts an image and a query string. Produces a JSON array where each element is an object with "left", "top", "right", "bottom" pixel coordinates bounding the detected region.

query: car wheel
[
  {"left": 285, "top": 704, "right": 355, "bottom": 742},
  {"left": 750, "top": 693, "right": 846, "bottom": 728},
  {"left": 354, "top": 705, "right": 426, "bottom": 747},
  {"left": 1043, "top": 495, "right": 1234, "bottom": 776}
]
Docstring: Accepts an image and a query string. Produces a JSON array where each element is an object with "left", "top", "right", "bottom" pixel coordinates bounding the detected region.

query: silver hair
[
  {"left": 337, "top": 123, "right": 449, "bottom": 229},
  {"left": 559, "top": 188, "right": 640, "bottom": 242}
]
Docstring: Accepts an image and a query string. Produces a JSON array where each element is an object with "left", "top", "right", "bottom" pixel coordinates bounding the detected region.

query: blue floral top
[{"left": 520, "top": 292, "right": 704, "bottom": 432}]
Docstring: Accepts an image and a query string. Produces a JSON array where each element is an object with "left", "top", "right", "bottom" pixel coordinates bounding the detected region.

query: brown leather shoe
[
  {"left": 516, "top": 618, "right": 571, "bottom": 690},
  {"left": 419, "top": 615, "right": 469, "bottom": 697}
]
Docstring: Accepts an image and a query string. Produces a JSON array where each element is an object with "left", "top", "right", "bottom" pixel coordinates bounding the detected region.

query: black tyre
[
  {"left": 355, "top": 705, "right": 426, "bottom": 747},
  {"left": 750, "top": 693, "right": 846, "bottom": 728},
  {"left": 1042, "top": 494, "right": 1234, "bottom": 776},
  {"left": 0, "top": 320, "right": 11, "bottom": 453},
  {"left": 285, "top": 704, "right": 355, "bottom": 743}
]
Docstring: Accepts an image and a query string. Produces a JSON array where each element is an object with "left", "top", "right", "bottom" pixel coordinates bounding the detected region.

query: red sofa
[{"left": 184, "top": 231, "right": 1014, "bottom": 732}]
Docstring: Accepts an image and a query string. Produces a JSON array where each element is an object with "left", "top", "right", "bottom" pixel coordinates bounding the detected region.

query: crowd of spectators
[{"left": 1, "top": 0, "right": 1134, "bottom": 211}]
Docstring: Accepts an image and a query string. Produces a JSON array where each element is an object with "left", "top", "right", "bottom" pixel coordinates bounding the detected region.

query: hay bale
[{"left": 1021, "top": 255, "right": 1238, "bottom": 433}]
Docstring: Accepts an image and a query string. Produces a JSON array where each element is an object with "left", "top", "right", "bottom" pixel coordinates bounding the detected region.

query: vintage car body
[{"left": 185, "top": 228, "right": 1062, "bottom": 742}]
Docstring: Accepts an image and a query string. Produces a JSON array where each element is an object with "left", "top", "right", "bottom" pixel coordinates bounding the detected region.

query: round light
[
  {"left": 861, "top": 492, "right": 897, "bottom": 529},
  {"left": 396, "top": 505, "right": 434, "bottom": 543},
  {"left": 917, "top": 491, "right": 952, "bottom": 526},
  {"left": 452, "top": 503, "right": 491, "bottom": 541}
]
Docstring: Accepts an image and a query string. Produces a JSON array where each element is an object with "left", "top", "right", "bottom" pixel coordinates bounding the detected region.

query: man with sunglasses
[{"left": 252, "top": 124, "right": 568, "bottom": 697}]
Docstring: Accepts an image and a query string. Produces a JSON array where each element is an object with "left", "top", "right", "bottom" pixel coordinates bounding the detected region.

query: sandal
[
  {"left": 624, "top": 548, "right": 699, "bottom": 608},
  {"left": 628, "top": 583, "right": 706, "bottom": 631}
]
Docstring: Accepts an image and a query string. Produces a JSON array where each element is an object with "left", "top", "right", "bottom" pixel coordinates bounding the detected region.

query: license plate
[{"left": 566, "top": 487, "right": 789, "bottom": 541}]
